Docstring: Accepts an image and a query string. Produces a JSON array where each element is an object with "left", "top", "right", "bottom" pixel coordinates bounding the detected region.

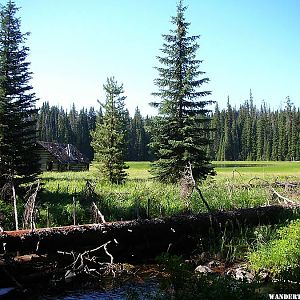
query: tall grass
[
  {"left": 2, "top": 160, "right": 300, "bottom": 273},
  {"left": 35, "top": 161, "right": 300, "bottom": 227},
  {"left": 35, "top": 162, "right": 300, "bottom": 280}
]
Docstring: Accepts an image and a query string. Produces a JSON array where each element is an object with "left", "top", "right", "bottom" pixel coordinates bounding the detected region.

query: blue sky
[{"left": 11, "top": 0, "right": 300, "bottom": 116}]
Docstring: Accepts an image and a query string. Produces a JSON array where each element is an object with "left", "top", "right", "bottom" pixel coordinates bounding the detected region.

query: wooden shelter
[{"left": 36, "top": 141, "right": 89, "bottom": 171}]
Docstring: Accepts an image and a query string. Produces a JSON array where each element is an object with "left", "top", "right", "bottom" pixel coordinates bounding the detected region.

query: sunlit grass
[
  {"left": 39, "top": 161, "right": 300, "bottom": 184},
  {"left": 214, "top": 161, "right": 300, "bottom": 180},
  {"left": 36, "top": 160, "right": 300, "bottom": 227},
  {"left": 126, "top": 161, "right": 152, "bottom": 179},
  {"left": 34, "top": 161, "right": 300, "bottom": 271}
]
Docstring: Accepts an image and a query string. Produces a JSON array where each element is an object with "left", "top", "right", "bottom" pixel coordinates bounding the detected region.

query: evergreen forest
[
  {"left": 1, "top": 1, "right": 300, "bottom": 298},
  {"left": 36, "top": 101, "right": 152, "bottom": 162},
  {"left": 37, "top": 94, "right": 300, "bottom": 163}
]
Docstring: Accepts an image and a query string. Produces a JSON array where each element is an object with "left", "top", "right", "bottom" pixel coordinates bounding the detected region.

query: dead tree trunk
[
  {"left": 12, "top": 184, "right": 18, "bottom": 231},
  {"left": 91, "top": 202, "right": 106, "bottom": 224},
  {"left": 0, "top": 205, "right": 298, "bottom": 261},
  {"left": 23, "top": 181, "right": 40, "bottom": 230},
  {"left": 180, "top": 162, "right": 211, "bottom": 211}
]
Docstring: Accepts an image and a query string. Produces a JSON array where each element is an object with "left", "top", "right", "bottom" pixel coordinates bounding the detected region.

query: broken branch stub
[{"left": 91, "top": 202, "right": 106, "bottom": 224}]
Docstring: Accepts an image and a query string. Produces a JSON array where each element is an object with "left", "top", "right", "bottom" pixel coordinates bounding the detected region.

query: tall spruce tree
[
  {"left": 91, "top": 77, "right": 128, "bottom": 184},
  {"left": 150, "top": 0, "right": 215, "bottom": 182},
  {"left": 0, "top": 1, "right": 39, "bottom": 187},
  {"left": 129, "top": 106, "right": 147, "bottom": 161}
]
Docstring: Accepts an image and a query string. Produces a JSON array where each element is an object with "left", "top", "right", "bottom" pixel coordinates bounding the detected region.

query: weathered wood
[
  {"left": 37, "top": 141, "right": 89, "bottom": 171},
  {"left": 0, "top": 205, "right": 298, "bottom": 261}
]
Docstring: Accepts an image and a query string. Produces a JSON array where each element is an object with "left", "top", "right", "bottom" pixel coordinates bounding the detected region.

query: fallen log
[{"left": 0, "top": 205, "right": 299, "bottom": 261}]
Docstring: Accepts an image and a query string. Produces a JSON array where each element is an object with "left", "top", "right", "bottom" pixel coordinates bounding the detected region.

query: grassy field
[
  {"left": 1, "top": 161, "right": 297, "bottom": 229},
  {"left": 34, "top": 160, "right": 300, "bottom": 228},
  {"left": 2, "top": 160, "right": 300, "bottom": 278},
  {"left": 122, "top": 161, "right": 300, "bottom": 182},
  {"left": 126, "top": 161, "right": 151, "bottom": 179},
  {"left": 214, "top": 161, "right": 300, "bottom": 179},
  {"left": 36, "top": 161, "right": 300, "bottom": 270},
  {"left": 126, "top": 161, "right": 300, "bottom": 180}
]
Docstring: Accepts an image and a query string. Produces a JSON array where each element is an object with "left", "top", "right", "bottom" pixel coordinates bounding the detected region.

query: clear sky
[{"left": 10, "top": 0, "right": 300, "bottom": 116}]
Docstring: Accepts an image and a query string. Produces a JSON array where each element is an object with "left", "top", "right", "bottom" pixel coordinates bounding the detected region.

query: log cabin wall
[
  {"left": 36, "top": 142, "right": 90, "bottom": 172},
  {"left": 37, "top": 146, "right": 60, "bottom": 171}
]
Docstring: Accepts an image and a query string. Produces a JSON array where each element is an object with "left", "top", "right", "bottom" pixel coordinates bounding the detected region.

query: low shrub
[{"left": 248, "top": 219, "right": 300, "bottom": 281}]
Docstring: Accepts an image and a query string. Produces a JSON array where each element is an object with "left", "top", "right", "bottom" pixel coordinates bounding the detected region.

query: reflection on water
[
  {"left": 215, "top": 163, "right": 272, "bottom": 168},
  {"left": 40, "top": 280, "right": 159, "bottom": 300}
]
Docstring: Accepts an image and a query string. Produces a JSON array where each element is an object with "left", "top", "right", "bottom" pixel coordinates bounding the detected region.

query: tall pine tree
[
  {"left": 92, "top": 77, "right": 128, "bottom": 184},
  {"left": 150, "top": 1, "right": 215, "bottom": 182},
  {"left": 128, "top": 106, "right": 147, "bottom": 161},
  {"left": 0, "top": 1, "right": 39, "bottom": 187}
]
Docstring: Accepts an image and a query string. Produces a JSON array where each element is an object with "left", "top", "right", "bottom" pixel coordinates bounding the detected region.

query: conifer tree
[
  {"left": 87, "top": 107, "right": 97, "bottom": 132},
  {"left": 68, "top": 103, "right": 78, "bottom": 145},
  {"left": 129, "top": 107, "right": 147, "bottom": 161},
  {"left": 0, "top": 1, "right": 39, "bottom": 187},
  {"left": 57, "top": 107, "right": 70, "bottom": 143},
  {"left": 150, "top": 1, "right": 215, "bottom": 182},
  {"left": 223, "top": 99, "right": 234, "bottom": 160},
  {"left": 207, "top": 103, "right": 220, "bottom": 159},
  {"left": 77, "top": 108, "right": 92, "bottom": 159},
  {"left": 92, "top": 77, "right": 128, "bottom": 184},
  {"left": 256, "top": 105, "right": 264, "bottom": 161},
  {"left": 290, "top": 106, "right": 299, "bottom": 161},
  {"left": 36, "top": 102, "right": 49, "bottom": 141}
]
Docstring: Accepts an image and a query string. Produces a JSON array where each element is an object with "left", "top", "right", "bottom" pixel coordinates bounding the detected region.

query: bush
[{"left": 249, "top": 219, "right": 300, "bottom": 281}]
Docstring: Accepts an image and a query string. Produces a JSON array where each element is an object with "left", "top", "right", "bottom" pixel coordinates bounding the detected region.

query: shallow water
[
  {"left": 40, "top": 280, "right": 159, "bottom": 300},
  {"left": 215, "top": 163, "right": 271, "bottom": 168}
]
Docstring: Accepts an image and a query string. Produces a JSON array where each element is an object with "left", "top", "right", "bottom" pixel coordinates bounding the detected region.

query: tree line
[
  {"left": 36, "top": 101, "right": 152, "bottom": 162},
  {"left": 209, "top": 93, "right": 300, "bottom": 162},
  {"left": 37, "top": 94, "right": 300, "bottom": 165},
  {"left": 1, "top": 0, "right": 299, "bottom": 191}
]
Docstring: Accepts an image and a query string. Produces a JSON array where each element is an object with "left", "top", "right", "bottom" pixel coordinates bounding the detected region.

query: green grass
[
  {"left": 88, "top": 161, "right": 300, "bottom": 182},
  {"left": 35, "top": 160, "right": 300, "bottom": 227},
  {"left": 123, "top": 160, "right": 300, "bottom": 181},
  {"left": 0, "top": 160, "right": 290, "bottom": 229},
  {"left": 249, "top": 219, "right": 300, "bottom": 280},
  {"left": 35, "top": 161, "right": 300, "bottom": 284},
  {"left": 126, "top": 161, "right": 151, "bottom": 179},
  {"left": 214, "top": 161, "right": 300, "bottom": 179},
  {"left": 3, "top": 160, "right": 300, "bottom": 279}
]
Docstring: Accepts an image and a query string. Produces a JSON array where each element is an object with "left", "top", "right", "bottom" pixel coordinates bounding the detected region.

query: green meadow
[
  {"left": 2, "top": 161, "right": 298, "bottom": 229},
  {"left": 35, "top": 161, "right": 300, "bottom": 271},
  {"left": 35, "top": 161, "right": 300, "bottom": 228},
  {"left": 127, "top": 160, "right": 300, "bottom": 180},
  {"left": 2, "top": 161, "right": 300, "bottom": 286},
  {"left": 39, "top": 160, "right": 300, "bottom": 188},
  {"left": 214, "top": 161, "right": 300, "bottom": 179}
]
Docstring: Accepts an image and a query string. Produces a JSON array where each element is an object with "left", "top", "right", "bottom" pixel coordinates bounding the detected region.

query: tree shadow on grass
[{"left": 38, "top": 188, "right": 148, "bottom": 228}]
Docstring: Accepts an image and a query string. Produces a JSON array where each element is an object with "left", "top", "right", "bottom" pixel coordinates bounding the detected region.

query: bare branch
[
  {"left": 23, "top": 180, "right": 40, "bottom": 230},
  {"left": 271, "top": 188, "right": 296, "bottom": 205}
]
